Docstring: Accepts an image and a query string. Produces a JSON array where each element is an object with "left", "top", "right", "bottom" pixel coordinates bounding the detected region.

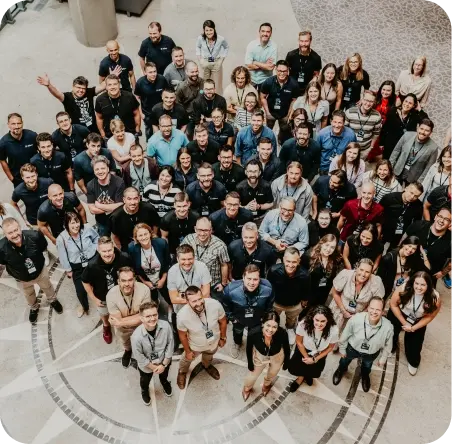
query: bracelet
[{"left": 220, "top": 337, "right": 227, "bottom": 341}]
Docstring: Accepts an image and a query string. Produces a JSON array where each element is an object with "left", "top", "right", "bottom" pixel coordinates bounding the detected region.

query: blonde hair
[
  {"left": 411, "top": 56, "right": 427, "bottom": 76},
  {"left": 341, "top": 53, "right": 364, "bottom": 82},
  {"left": 110, "top": 118, "right": 125, "bottom": 133}
]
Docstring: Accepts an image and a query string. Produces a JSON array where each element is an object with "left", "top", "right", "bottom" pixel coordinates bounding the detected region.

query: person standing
[
  {"left": 0, "top": 218, "right": 63, "bottom": 323},
  {"left": 107, "top": 267, "right": 152, "bottom": 368},
  {"left": 212, "top": 145, "right": 246, "bottom": 193},
  {"left": 332, "top": 297, "right": 393, "bottom": 392},
  {"left": 196, "top": 20, "right": 229, "bottom": 92},
  {"left": 248, "top": 136, "right": 283, "bottom": 183},
  {"left": 163, "top": 46, "right": 192, "bottom": 91},
  {"left": 131, "top": 301, "right": 174, "bottom": 405},
  {"left": 107, "top": 119, "right": 136, "bottom": 169},
  {"left": 0, "top": 113, "right": 37, "bottom": 187},
  {"left": 0, "top": 203, "right": 28, "bottom": 239},
  {"left": 150, "top": 88, "right": 189, "bottom": 134},
  {"left": 338, "top": 53, "right": 370, "bottom": 110},
  {"left": 192, "top": 79, "right": 227, "bottom": 126},
  {"left": 242, "top": 311, "right": 290, "bottom": 400}
]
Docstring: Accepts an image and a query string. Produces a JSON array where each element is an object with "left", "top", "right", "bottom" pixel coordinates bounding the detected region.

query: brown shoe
[
  {"left": 242, "top": 387, "right": 252, "bottom": 401},
  {"left": 204, "top": 365, "right": 220, "bottom": 380},
  {"left": 177, "top": 372, "right": 187, "bottom": 389},
  {"left": 262, "top": 384, "right": 271, "bottom": 397}
]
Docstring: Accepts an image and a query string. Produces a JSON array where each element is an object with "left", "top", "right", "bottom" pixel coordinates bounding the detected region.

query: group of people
[{"left": 0, "top": 20, "right": 450, "bottom": 407}]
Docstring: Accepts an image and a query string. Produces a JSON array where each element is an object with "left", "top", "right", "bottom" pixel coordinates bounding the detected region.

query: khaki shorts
[{"left": 97, "top": 302, "right": 109, "bottom": 317}]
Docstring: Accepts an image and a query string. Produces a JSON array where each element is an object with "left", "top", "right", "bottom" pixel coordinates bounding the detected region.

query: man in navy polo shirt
[
  {"left": 99, "top": 40, "right": 136, "bottom": 93},
  {"left": 212, "top": 145, "right": 246, "bottom": 193},
  {"left": 0, "top": 113, "right": 37, "bottom": 187},
  {"left": 260, "top": 60, "right": 300, "bottom": 144},
  {"left": 138, "top": 21, "right": 176, "bottom": 75},
  {"left": 31, "top": 133, "right": 74, "bottom": 192}
]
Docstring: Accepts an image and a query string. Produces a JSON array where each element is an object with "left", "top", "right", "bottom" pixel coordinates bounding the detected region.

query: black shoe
[
  {"left": 122, "top": 350, "right": 132, "bottom": 368},
  {"left": 289, "top": 380, "right": 300, "bottom": 393},
  {"left": 305, "top": 377, "right": 313, "bottom": 386},
  {"left": 361, "top": 374, "right": 371, "bottom": 392},
  {"left": 141, "top": 391, "right": 151, "bottom": 406},
  {"left": 50, "top": 300, "right": 63, "bottom": 314},
  {"left": 161, "top": 380, "right": 173, "bottom": 397},
  {"left": 29, "top": 308, "right": 39, "bottom": 324},
  {"left": 332, "top": 368, "right": 343, "bottom": 385}
]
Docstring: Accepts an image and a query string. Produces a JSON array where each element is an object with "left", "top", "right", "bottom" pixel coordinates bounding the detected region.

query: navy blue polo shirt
[
  {"left": 149, "top": 103, "right": 189, "bottom": 129},
  {"left": 312, "top": 175, "right": 357, "bottom": 214},
  {"left": 98, "top": 54, "right": 134, "bottom": 92},
  {"left": 212, "top": 162, "right": 246, "bottom": 193},
  {"left": 138, "top": 35, "right": 176, "bottom": 75},
  {"left": 134, "top": 74, "right": 168, "bottom": 116},
  {"left": 52, "top": 124, "right": 90, "bottom": 161},
  {"left": 30, "top": 151, "right": 72, "bottom": 191},
  {"left": 210, "top": 207, "right": 254, "bottom": 245},
  {"left": 208, "top": 121, "right": 235, "bottom": 146},
  {"left": 0, "top": 130, "right": 38, "bottom": 182},
  {"left": 12, "top": 178, "right": 54, "bottom": 225},
  {"left": 73, "top": 148, "right": 115, "bottom": 184},
  {"left": 236, "top": 179, "right": 274, "bottom": 219},
  {"left": 186, "top": 180, "right": 227, "bottom": 216},
  {"left": 260, "top": 76, "right": 301, "bottom": 119}
]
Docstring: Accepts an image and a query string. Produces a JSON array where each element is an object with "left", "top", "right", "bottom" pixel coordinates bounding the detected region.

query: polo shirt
[
  {"left": 244, "top": 39, "right": 278, "bottom": 85},
  {"left": 192, "top": 94, "right": 227, "bottom": 125},
  {"left": 260, "top": 75, "right": 300, "bottom": 119},
  {"left": 175, "top": 78, "right": 204, "bottom": 116},
  {"left": 163, "top": 60, "right": 193, "bottom": 90},
  {"left": 285, "top": 48, "right": 322, "bottom": 93},
  {"left": 228, "top": 238, "right": 277, "bottom": 280},
  {"left": 73, "top": 148, "right": 115, "bottom": 184},
  {"left": 279, "top": 138, "right": 321, "bottom": 182},
  {"left": 345, "top": 106, "right": 382, "bottom": 152},
  {"left": 106, "top": 282, "right": 151, "bottom": 318},
  {"left": 110, "top": 202, "right": 160, "bottom": 251},
  {"left": 146, "top": 129, "right": 189, "bottom": 166},
  {"left": 52, "top": 124, "right": 90, "bottom": 161},
  {"left": 138, "top": 35, "right": 176, "bottom": 75},
  {"left": 12, "top": 178, "right": 53, "bottom": 224},
  {"left": 177, "top": 298, "right": 225, "bottom": 351},
  {"left": 160, "top": 209, "right": 199, "bottom": 254},
  {"left": 427, "top": 185, "right": 451, "bottom": 220},
  {"left": 94, "top": 91, "right": 140, "bottom": 137},
  {"left": 234, "top": 125, "right": 277, "bottom": 164},
  {"left": 339, "top": 199, "right": 384, "bottom": 241},
  {"left": 212, "top": 162, "right": 246, "bottom": 193},
  {"left": 0, "top": 130, "right": 38, "bottom": 182},
  {"left": 210, "top": 207, "right": 254, "bottom": 245},
  {"left": 134, "top": 74, "right": 168, "bottom": 116},
  {"left": 186, "top": 180, "right": 227, "bottom": 215},
  {"left": 98, "top": 54, "right": 134, "bottom": 92},
  {"left": 30, "top": 151, "right": 72, "bottom": 191},
  {"left": 312, "top": 175, "right": 357, "bottom": 214},
  {"left": 317, "top": 126, "right": 357, "bottom": 171},
  {"left": 149, "top": 103, "right": 189, "bottom": 129},
  {"left": 208, "top": 121, "right": 234, "bottom": 146},
  {"left": 236, "top": 179, "right": 273, "bottom": 219},
  {"left": 62, "top": 87, "right": 97, "bottom": 130},
  {"left": 37, "top": 193, "right": 81, "bottom": 238},
  {"left": 187, "top": 139, "right": 220, "bottom": 165}
]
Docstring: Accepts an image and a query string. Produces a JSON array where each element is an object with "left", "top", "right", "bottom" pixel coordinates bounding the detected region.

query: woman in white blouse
[
  {"left": 107, "top": 119, "right": 136, "bottom": 169},
  {"left": 421, "top": 145, "right": 451, "bottom": 201},
  {"left": 395, "top": 56, "right": 432, "bottom": 109},
  {"left": 361, "top": 159, "right": 402, "bottom": 202},
  {"left": 329, "top": 142, "right": 365, "bottom": 188},
  {"left": 196, "top": 20, "right": 229, "bottom": 92},
  {"left": 290, "top": 80, "right": 329, "bottom": 139},
  {"left": 0, "top": 203, "right": 28, "bottom": 238}
]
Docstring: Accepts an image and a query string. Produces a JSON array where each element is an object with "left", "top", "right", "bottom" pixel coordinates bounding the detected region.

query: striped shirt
[
  {"left": 362, "top": 171, "right": 402, "bottom": 203},
  {"left": 345, "top": 107, "right": 382, "bottom": 153},
  {"left": 142, "top": 181, "right": 182, "bottom": 217}
]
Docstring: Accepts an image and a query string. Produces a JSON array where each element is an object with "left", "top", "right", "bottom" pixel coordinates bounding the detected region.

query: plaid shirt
[{"left": 181, "top": 234, "right": 230, "bottom": 286}]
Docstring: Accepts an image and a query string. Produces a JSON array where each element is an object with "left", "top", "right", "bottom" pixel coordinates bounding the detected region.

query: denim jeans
[{"left": 338, "top": 344, "right": 380, "bottom": 376}]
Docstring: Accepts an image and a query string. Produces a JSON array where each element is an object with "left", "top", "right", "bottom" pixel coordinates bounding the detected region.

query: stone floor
[{"left": 0, "top": 1, "right": 451, "bottom": 444}]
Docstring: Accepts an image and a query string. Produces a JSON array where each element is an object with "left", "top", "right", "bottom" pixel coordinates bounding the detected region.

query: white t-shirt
[
  {"left": 296, "top": 320, "right": 339, "bottom": 354},
  {"left": 141, "top": 247, "right": 161, "bottom": 285},
  {"left": 107, "top": 132, "right": 135, "bottom": 168}
]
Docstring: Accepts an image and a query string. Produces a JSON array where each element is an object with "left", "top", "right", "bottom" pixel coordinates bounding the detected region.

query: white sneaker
[
  {"left": 230, "top": 343, "right": 241, "bottom": 359},
  {"left": 287, "top": 329, "right": 296, "bottom": 346},
  {"left": 408, "top": 364, "right": 418, "bottom": 376}
]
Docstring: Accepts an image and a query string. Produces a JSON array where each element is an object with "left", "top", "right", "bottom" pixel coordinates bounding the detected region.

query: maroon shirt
[{"left": 339, "top": 198, "right": 384, "bottom": 241}]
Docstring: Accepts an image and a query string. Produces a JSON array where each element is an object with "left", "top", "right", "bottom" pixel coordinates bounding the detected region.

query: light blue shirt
[
  {"left": 196, "top": 35, "right": 229, "bottom": 59},
  {"left": 245, "top": 39, "right": 278, "bottom": 85},
  {"left": 234, "top": 125, "right": 277, "bottom": 164},
  {"left": 317, "top": 126, "right": 357, "bottom": 171},
  {"left": 147, "top": 129, "right": 189, "bottom": 166}
]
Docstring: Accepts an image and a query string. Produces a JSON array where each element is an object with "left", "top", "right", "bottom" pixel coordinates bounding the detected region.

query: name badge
[
  {"left": 201, "top": 206, "right": 209, "bottom": 216},
  {"left": 114, "top": 115, "right": 120, "bottom": 120},
  {"left": 404, "top": 165, "right": 411, "bottom": 171},
  {"left": 343, "top": 88, "right": 352, "bottom": 101},
  {"left": 308, "top": 350, "right": 319, "bottom": 357},
  {"left": 25, "top": 258, "right": 37, "bottom": 274},
  {"left": 325, "top": 201, "right": 332, "bottom": 209},
  {"left": 274, "top": 98, "right": 281, "bottom": 110},
  {"left": 139, "top": 185, "right": 144, "bottom": 196},
  {"left": 395, "top": 228, "right": 403, "bottom": 235},
  {"left": 298, "top": 72, "right": 305, "bottom": 83},
  {"left": 244, "top": 307, "right": 254, "bottom": 318},
  {"left": 406, "top": 314, "right": 417, "bottom": 325},
  {"left": 150, "top": 352, "right": 159, "bottom": 361},
  {"left": 361, "top": 342, "right": 370, "bottom": 351},
  {"left": 171, "top": 118, "right": 178, "bottom": 128},
  {"left": 395, "top": 277, "right": 405, "bottom": 287},
  {"left": 205, "top": 330, "right": 214, "bottom": 340},
  {"left": 348, "top": 300, "right": 357, "bottom": 313},
  {"left": 106, "top": 273, "right": 115, "bottom": 290},
  {"left": 252, "top": 210, "right": 258, "bottom": 216},
  {"left": 208, "top": 56, "right": 215, "bottom": 63},
  {"left": 319, "top": 277, "right": 327, "bottom": 287}
]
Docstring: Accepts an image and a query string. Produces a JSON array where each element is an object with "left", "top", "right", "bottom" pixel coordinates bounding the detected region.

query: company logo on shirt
[{"left": 25, "top": 144, "right": 33, "bottom": 148}]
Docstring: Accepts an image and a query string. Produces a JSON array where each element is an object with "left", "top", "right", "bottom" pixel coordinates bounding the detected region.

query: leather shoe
[
  {"left": 262, "top": 384, "right": 271, "bottom": 396},
  {"left": 289, "top": 380, "right": 300, "bottom": 393},
  {"left": 361, "top": 373, "right": 371, "bottom": 392},
  {"left": 204, "top": 365, "right": 220, "bottom": 380},
  {"left": 332, "top": 368, "right": 343, "bottom": 385},
  {"left": 305, "top": 376, "right": 313, "bottom": 386},
  {"left": 177, "top": 372, "right": 187, "bottom": 389},
  {"left": 242, "top": 388, "right": 252, "bottom": 401}
]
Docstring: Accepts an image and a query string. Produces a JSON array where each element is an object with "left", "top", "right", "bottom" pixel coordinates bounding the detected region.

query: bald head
[
  {"left": 48, "top": 184, "right": 65, "bottom": 208},
  {"left": 361, "top": 182, "right": 375, "bottom": 205},
  {"left": 106, "top": 40, "right": 120, "bottom": 60}
]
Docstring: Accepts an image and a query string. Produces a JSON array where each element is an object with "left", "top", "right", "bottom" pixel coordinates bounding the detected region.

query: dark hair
[
  {"left": 337, "top": 142, "right": 361, "bottom": 179},
  {"left": 198, "top": 162, "right": 213, "bottom": 172},
  {"left": 418, "top": 118, "right": 434, "bottom": 131},
  {"left": 202, "top": 20, "right": 217, "bottom": 40},
  {"left": 309, "top": 234, "right": 341, "bottom": 276},
  {"left": 243, "top": 264, "right": 260, "bottom": 276},
  {"left": 319, "top": 63, "right": 339, "bottom": 89},
  {"left": 118, "top": 266, "right": 135, "bottom": 277},
  {"left": 172, "top": 46, "right": 183, "bottom": 54},
  {"left": 36, "top": 132, "right": 53, "bottom": 147},
  {"left": 331, "top": 109, "right": 346, "bottom": 122},
  {"left": 406, "top": 181, "right": 424, "bottom": 194},
  {"left": 139, "top": 300, "right": 159, "bottom": 314},
  {"left": 259, "top": 22, "right": 272, "bottom": 32},
  {"left": 258, "top": 137, "right": 273, "bottom": 146},
  {"left": 276, "top": 60, "right": 289, "bottom": 69},
  {"left": 159, "top": 165, "right": 176, "bottom": 181},
  {"left": 176, "top": 244, "right": 195, "bottom": 257},
  {"left": 244, "top": 158, "right": 262, "bottom": 173},
  {"left": 85, "top": 132, "right": 102, "bottom": 146},
  {"left": 56, "top": 111, "right": 70, "bottom": 122},
  {"left": 225, "top": 191, "right": 240, "bottom": 201},
  {"left": 185, "top": 285, "right": 201, "bottom": 298},
  {"left": 329, "top": 169, "right": 346, "bottom": 185},
  {"left": 284, "top": 246, "right": 301, "bottom": 257},
  {"left": 219, "top": 144, "right": 234, "bottom": 154},
  {"left": 295, "top": 123, "right": 311, "bottom": 133},
  {"left": 371, "top": 159, "right": 395, "bottom": 186},
  {"left": 398, "top": 235, "right": 423, "bottom": 272},
  {"left": 376, "top": 80, "right": 397, "bottom": 107},
  {"left": 63, "top": 211, "right": 84, "bottom": 234},
  {"left": 244, "top": 92, "right": 259, "bottom": 109},
  {"left": 399, "top": 271, "right": 438, "bottom": 314},
  {"left": 7, "top": 112, "right": 22, "bottom": 122},
  {"left": 368, "top": 296, "right": 384, "bottom": 309},
  {"left": 261, "top": 310, "right": 280, "bottom": 326},
  {"left": 231, "top": 66, "right": 251, "bottom": 85},
  {"left": 438, "top": 145, "right": 451, "bottom": 173},
  {"left": 148, "top": 21, "right": 162, "bottom": 32},
  {"left": 401, "top": 93, "right": 418, "bottom": 110},
  {"left": 252, "top": 109, "right": 265, "bottom": 119},
  {"left": 303, "top": 305, "right": 336, "bottom": 340},
  {"left": 162, "top": 87, "right": 176, "bottom": 95},
  {"left": 352, "top": 222, "right": 378, "bottom": 247},
  {"left": 176, "top": 147, "right": 192, "bottom": 170},
  {"left": 144, "top": 61, "right": 157, "bottom": 71},
  {"left": 73, "top": 76, "right": 88, "bottom": 87}
]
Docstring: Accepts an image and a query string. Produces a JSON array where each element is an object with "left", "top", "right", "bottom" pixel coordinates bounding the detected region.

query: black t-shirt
[
  {"left": 427, "top": 185, "right": 451, "bottom": 220},
  {"left": 236, "top": 179, "right": 274, "bottom": 219},
  {"left": 307, "top": 220, "right": 341, "bottom": 247},
  {"left": 52, "top": 124, "right": 90, "bottom": 162},
  {"left": 345, "top": 235, "right": 384, "bottom": 269},
  {"left": 406, "top": 220, "right": 451, "bottom": 274},
  {"left": 86, "top": 175, "right": 125, "bottom": 225},
  {"left": 62, "top": 87, "right": 97, "bottom": 130},
  {"left": 110, "top": 202, "right": 160, "bottom": 251},
  {"left": 160, "top": 209, "right": 199, "bottom": 254},
  {"left": 30, "top": 151, "right": 72, "bottom": 191},
  {"left": 285, "top": 48, "right": 322, "bottom": 93},
  {"left": 187, "top": 139, "right": 220, "bottom": 165},
  {"left": 208, "top": 122, "right": 235, "bottom": 146},
  {"left": 134, "top": 75, "right": 168, "bottom": 116},
  {"left": 94, "top": 91, "right": 140, "bottom": 137},
  {"left": 138, "top": 35, "right": 176, "bottom": 75},
  {"left": 73, "top": 148, "right": 116, "bottom": 184},
  {"left": 312, "top": 175, "right": 357, "bottom": 214},
  {"left": 212, "top": 162, "right": 246, "bottom": 193},
  {"left": 81, "top": 249, "right": 133, "bottom": 301},
  {"left": 260, "top": 76, "right": 301, "bottom": 119},
  {"left": 186, "top": 180, "right": 227, "bottom": 215},
  {"left": 228, "top": 238, "right": 277, "bottom": 280},
  {"left": 98, "top": 54, "right": 134, "bottom": 92},
  {"left": 210, "top": 208, "right": 254, "bottom": 245},
  {"left": 0, "top": 130, "right": 38, "bottom": 182},
  {"left": 12, "top": 178, "right": 54, "bottom": 224},
  {"left": 149, "top": 103, "right": 189, "bottom": 129},
  {"left": 338, "top": 68, "right": 371, "bottom": 108},
  {"left": 37, "top": 193, "right": 81, "bottom": 238}
]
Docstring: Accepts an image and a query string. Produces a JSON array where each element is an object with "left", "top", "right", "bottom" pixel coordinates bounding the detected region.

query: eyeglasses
[
  {"left": 196, "top": 228, "right": 212, "bottom": 233},
  {"left": 277, "top": 69, "right": 288, "bottom": 74},
  {"left": 436, "top": 214, "right": 452, "bottom": 223},
  {"left": 280, "top": 208, "right": 295, "bottom": 214}
]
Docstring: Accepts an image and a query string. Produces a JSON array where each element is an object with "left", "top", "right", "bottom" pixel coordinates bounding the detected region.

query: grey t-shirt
[
  {"left": 163, "top": 60, "right": 193, "bottom": 90},
  {"left": 129, "top": 162, "right": 152, "bottom": 196}
]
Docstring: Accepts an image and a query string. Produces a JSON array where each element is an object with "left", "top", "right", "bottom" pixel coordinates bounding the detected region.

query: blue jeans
[{"left": 338, "top": 344, "right": 380, "bottom": 377}]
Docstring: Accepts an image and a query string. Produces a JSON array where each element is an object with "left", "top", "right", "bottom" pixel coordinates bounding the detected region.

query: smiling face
[
  {"left": 346, "top": 147, "right": 359, "bottom": 163},
  {"left": 401, "top": 243, "right": 418, "bottom": 257},
  {"left": 361, "top": 93, "right": 376, "bottom": 113},
  {"left": 279, "top": 200, "right": 296, "bottom": 222},
  {"left": 123, "top": 190, "right": 140, "bottom": 213},
  {"left": 251, "top": 114, "right": 264, "bottom": 133},
  {"left": 148, "top": 25, "right": 161, "bottom": 43},
  {"left": 298, "top": 34, "right": 311, "bottom": 53},
  {"left": 130, "top": 147, "right": 144, "bottom": 166},
  {"left": 162, "top": 90, "right": 176, "bottom": 109},
  {"left": 57, "top": 114, "right": 72, "bottom": 132},
  {"left": 417, "top": 123, "right": 432, "bottom": 142},
  {"left": 402, "top": 95, "right": 416, "bottom": 113},
  {"left": 355, "top": 262, "right": 372, "bottom": 284},
  {"left": 242, "top": 228, "right": 258, "bottom": 249},
  {"left": 98, "top": 242, "right": 115, "bottom": 264},
  {"left": 361, "top": 184, "right": 375, "bottom": 205},
  {"left": 178, "top": 251, "right": 195, "bottom": 271},
  {"left": 204, "top": 26, "right": 215, "bottom": 40},
  {"left": 243, "top": 270, "right": 260, "bottom": 292},
  {"left": 145, "top": 65, "right": 158, "bottom": 82},
  {"left": 380, "top": 84, "right": 393, "bottom": 99},
  {"left": 4, "top": 221, "right": 22, "bottom": 245},
  {"left": 72, "top": 82, "right": 87, "bottom": 99},
  {"left": 159, "top": 118, "right": 173, "bottom": 138},
  {"left": 412, "top": 58, "right": 424, "bottom": 76},
  {"left": 187, "top": 290, "right": 205, "bottom": 313},
  {"left": 106, "top": 41, "right": 120, "bottom": 60},
  {"left": 235, "top": 70, "right": 247, "bottom": 89},
  {"left": 245, "top": 163, "right": 261, "bottom": 185},
  {"left": 262, "top": 319, "right": 279, "bottom": 337},
  {"left": 308, "top": 85, "right": 320, "bottom": 103},
  {"left": 195, "top": 128, "right": 209, "bottom": 147},
  {"left": 434, "top": 209, "right": 452, "bottom": 232},
  {"left": 244, "top": 96, "right": 257, "bottom": 112},
  {"left": 178, "top": 152, "right": 192, "bottom": 170},
  {"left": 175, "top": 199, "right": 190, "bottom": 219},
  {"left": 331, "top": 115, "right": 345, "bottom": 135},
  {"left": 413, "top": 277, "right": 428, "bottom": 295},
  {"left": 257, "top": 142, "right": 272, "bottom": 162},
  {"left": 172, "top": 49, "right": 185, "bottom": 68},
  {"left": 68, "top": 218, "right": 81, "bottom": 235},
  {"left": 211, "top": 110, "right": 224, "bottom": 128},
  {"left": 376, "top": 163, "right": 389, "bottom": 180},
  {"left": 8, "top": 116, "right": 23, "bottom": 138},
  {"left": 159, "top": 169, "right": 173, "bottom": 189},
  {"left": 93, "top": 161, "right": 109, "bottom": 181},
  {"left": 324, "top": 66, "right": 336, "bottom": 82},
  {"left": 296, "top": 127, "right": 310, "bottom": 146},
  {"left": 195, "top": 219, "right": 212, "bottom": 243},
  {"left": 106, "top": 78, "right": 120, "bottom": 97},
  {"left": 119, "top": 271, "right": 135, "bottom": 296},
  {"left": 136, "top": 227, "right": 152, "bottom": 247},
  {"left": 287, "top": 165, "right": 302, "bottom": 186},
  {"left": 203, "top": 83, "right": 215, "bottom": 100},
  {"left": 313, "top": 313, "right": 328, "bottom": 331},
  {"left": 441, "top": 150, "right": 451, "bottom": 169},
  {"left": 283, "top": 251, "right": 300, "bottom": 275},
  {"left": 197, "top": 166, "right": 214, "bottom": 189},
  {"left": 113, "top": 127, "right": 125, "bottom": 142},
  {"left": 320, "top": 240, "right": 337, "bottom": 257},
  {"left": 367, "top": 299, "right": 383, "bottom": 323},
  {"left": 348, "top": 56, "right": 360, "bottom": 73},
  {"left": 259, "top": 25, "right": 272, "bottom": 44},
  {"left": 219, "top": 149, "right": 233, "bottom": 170},
  {"left": 49, "top": 185, "right": 65, "bottom": 208},
  {"left": 38, "top": 140, "right": 54, "bottom": 159},
  {"left": 276, "top": 64, "right": 289, "bottom": 83},
  {"left": 187, "top": 64, "right": 199, "bottom": 82},
  {"left": 225, "top": 195, "right": 240, "bottom": 218},
  {"left": 22, "top": 171, "right": 38, "bottom": 190},
  {"left": 359, "top": 229, "right": 373, "bottom": 246},
  {"left": 140, "top": 307, "right": 159, "bottom": 330},
  {"left": 317, "top": 212, "right": 331, "bottom": 228}
]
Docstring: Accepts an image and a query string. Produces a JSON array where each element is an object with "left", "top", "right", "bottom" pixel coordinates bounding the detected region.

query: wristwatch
[{"left": 220, "top": 337, "right": 227, "bottom": 341}]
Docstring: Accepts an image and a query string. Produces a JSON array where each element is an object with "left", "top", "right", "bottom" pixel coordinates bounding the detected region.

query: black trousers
[
  {"left": 70, "top": 263, "right": 89, "bottom": 311},
  {"left": 387, "top": 310, "right": 427, "bottom": 368},
  {"left": 232, "top": 322, "right": 261, "bottom": 345},
  {"left": 138, "top": 364, "right": 171, "bottom": 393}
]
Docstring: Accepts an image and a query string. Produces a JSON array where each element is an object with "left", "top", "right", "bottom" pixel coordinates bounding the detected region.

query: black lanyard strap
[
  {"left": 196, "top": 308, "right": 209, "bottom": 330},
  {"left": 363, "top": 320, "right": 381, "bottom": 342},
  {"left": 179, "top": 265, "right": 194, "bottom": 288},
  {"left": 120, "top": 290, "right": 134, "bottom": 315}
]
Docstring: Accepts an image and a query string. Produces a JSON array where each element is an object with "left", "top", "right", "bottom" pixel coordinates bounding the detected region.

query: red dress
[{"left": 367, "top": 98, "right": 393, "bottom": 161}]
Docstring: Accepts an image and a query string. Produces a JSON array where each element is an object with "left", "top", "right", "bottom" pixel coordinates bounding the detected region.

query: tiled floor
[{"left": 0, "top": 1, "right": 450, "bottom": 443}]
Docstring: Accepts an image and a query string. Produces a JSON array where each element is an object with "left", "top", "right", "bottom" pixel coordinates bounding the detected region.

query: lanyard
[
  {"left": 276, "top": 216, "right": 292, "bottom": 238},
  {"left": 330, "top": 133, "right": 342, "bottom": 154},
  {"left": 285, "top": 184, "right": 297, "bottom": 197},
  {"left": 147, "top": 329, "right": 157, "bottom": 351},
  {"left": 236, "top": 87, "right": 245, "bottom": 107},
  {"left": 438, "top": 171, "right": 450, "bottom": 187},
  {"left": 158, "top": 184, "right": 171, "bottom": 202},
  {"left": 70, "top": 234, "right": 84, "bottom": 254},
  {"left": 196, "top": 242, "right": 210, "bottom": 260},
  {"left": 196, "top": 308, "right": 209, "bottom": 331},
  {"left": 357, "top": 200, "right": 373, "bottom": 225},
  {"left": 299, "top": 56, "right": 308, "bottom": 72},
  {"left": 205, "top": 39, "right": 216, "bottom": 57},
  {"left": 398, "top": 254, "right": 408, "bottom": 275},
  {"left": 312, "top": 330, "right": 323, "bottom": 352},
  {"left": 363, "top": 320, "right": 381, "bottom": 342},
  {"left": 308, "top": 103, "right": 318, "bottom": 123},
  {"left": 132, "top": 163, "right": 146, "bottom": 187},
  {"left": 179, "top": 265, "right": 194, "bottom": 287},
  {"left": 409, "top": 141, "right": 424, "bottom": 161},
  {"left": 109, "top": 96, "right": 121, "bottom": 116},
  {"left": 398, "top": 110, "right": 410, "bottom": 129},
  {"left": 357, "top": 110, "right": 371, "bottom": 132},
  {"left": 323, "top": 84, "right": 332, "bottom": 100},
  {"left": 353, "top": 279, "right": 364, "bottom": 303},
  {"left": 426, "top": 229, "right": 442, "bottom": 250},
  {"left": 263, "top": 334, "right": 273, "bottom": 356},
  {"left": 245, "top": 289, "right": 260, "bottom": 308},
  {"left": 412, "top": 295, "right": 424, "bottom": 316},
  {"left": 142, "top": 247, "right": 156, "bottom": 271},
  {"left": 120, "top": 289, "right": 134, "bottom": 316}
]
